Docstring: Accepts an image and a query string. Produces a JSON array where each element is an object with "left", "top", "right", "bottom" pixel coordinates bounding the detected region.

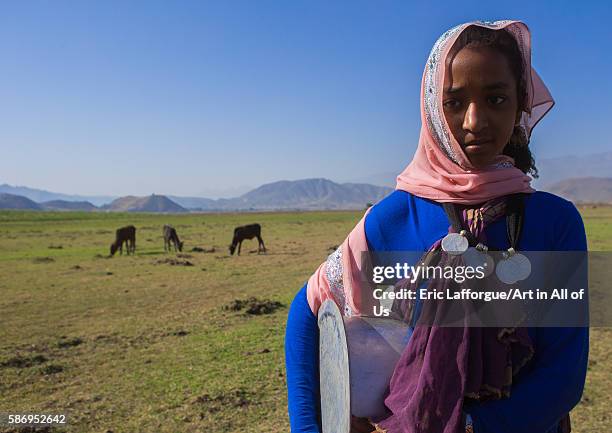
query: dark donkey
[
  {"left": 163, "top": 224, "right": 184, "bottom": 252},
  {"left": 110, "top": 225, "right": 136, "bottom": 256},
  {"left": 229, "top": 223, "right": 266, "bottom": 255}
]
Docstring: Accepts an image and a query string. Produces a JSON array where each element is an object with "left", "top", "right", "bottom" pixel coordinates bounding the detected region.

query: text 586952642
[{"left": 1, "top": 413, "right": 68, "bottom": 427}]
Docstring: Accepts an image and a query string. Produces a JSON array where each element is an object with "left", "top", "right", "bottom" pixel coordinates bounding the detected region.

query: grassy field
[{"left": 0, "top": 206, "right": 610, "bottom": 432}]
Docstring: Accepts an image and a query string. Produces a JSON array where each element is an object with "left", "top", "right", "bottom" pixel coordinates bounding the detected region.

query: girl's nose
[{"left": 463, "top": 102, "right": 489, "bottom": 134}]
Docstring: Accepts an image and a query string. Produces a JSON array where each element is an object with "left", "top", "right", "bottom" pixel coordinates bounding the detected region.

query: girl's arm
[
  {"left": 467, "top": 326, "right": 588, "bottom": 433},
  {"left": 285, "top": 284, "right": 321, "bottom": 433}
]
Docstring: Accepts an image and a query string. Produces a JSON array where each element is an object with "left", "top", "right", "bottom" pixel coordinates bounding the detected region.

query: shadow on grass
[{"left": 132, "top": 251, "right": 166, "bottom": 256}]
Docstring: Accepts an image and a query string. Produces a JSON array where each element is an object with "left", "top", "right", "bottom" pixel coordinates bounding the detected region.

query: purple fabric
[{"left": 376, "top": 200, "right": 534, "bottom": 433}]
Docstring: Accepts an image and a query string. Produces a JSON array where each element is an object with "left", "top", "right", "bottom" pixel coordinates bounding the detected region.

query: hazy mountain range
[
  {"left": 534, "top": 152, "right": 612, "bottom": 188},
  {"left": 0, "top": 193, "right": 42, "bottom": 210},
  {"left": 0, "top": 179, "right": 392, "bottom": 212},
  {"left": 0, "top": 184, "right": 114, "bottom": 207},
  {"left": 545, "top": 177, "right": 612, "bottom": 204},
  {"left": 346, "top": 151, "right": 612, "bottom": 190},
  {"left": 100, "top": 195, "right": 190, "bottom": 213},
  {"left": 1, "top": 151, "right": 610, "bottom": 211}
]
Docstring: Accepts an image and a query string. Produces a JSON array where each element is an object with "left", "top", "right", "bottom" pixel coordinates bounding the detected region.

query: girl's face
[{"left": 443, "top": 46, "right": 521, "bottom": 168}]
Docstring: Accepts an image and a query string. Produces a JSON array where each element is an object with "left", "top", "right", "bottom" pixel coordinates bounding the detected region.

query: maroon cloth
[{"left": 375, "top": 200, "right": 534, "bottom": 433}]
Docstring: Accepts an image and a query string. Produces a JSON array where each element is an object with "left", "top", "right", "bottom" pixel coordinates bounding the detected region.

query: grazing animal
[
  {"left": 110, "top": 225, "right": 136, "bottom": 256},
  {"left": 229, "top": 223, "right": 266, "bottom": 256},
  {"left": 163, "top": 224, "right": 184, "bottom": 252}
]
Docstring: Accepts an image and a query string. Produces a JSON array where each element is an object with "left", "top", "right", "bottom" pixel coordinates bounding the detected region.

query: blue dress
[{"left": 285, "top": 190, "right": 589, "bottom": 433}]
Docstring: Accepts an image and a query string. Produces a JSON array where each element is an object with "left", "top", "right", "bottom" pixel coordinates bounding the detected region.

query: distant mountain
[
  {"left": 109, "top": 179, "right": 392, "bottom": 211},
  {"left": 532, "top": 151, "right": 612, "bottom": 189},
  {"left": 214, "top": 178, "right": 392, "bottom": 210},
  {"left": 167, "top": 195, "right": 217, "bottom": 210},
  {"left": 0, "top": 193, "right": 42, "bottom": 210},
  {"left": 0, "top": 184, "right": 115, "bottom": 207},
  {"left": 545, "top": 177, "right": 612, "bottom": 204},
  {"left": 103, "top": 194, "right": 188, "bottom": 213},
  {"left": 7, "top": 151, "right": 611, "bottom": 212},
  {"left": 41, "top": 200, "right": 98, "bottom": 211},
  {"left": 194, "top": 185, "right": 253, "bottom": 199}
]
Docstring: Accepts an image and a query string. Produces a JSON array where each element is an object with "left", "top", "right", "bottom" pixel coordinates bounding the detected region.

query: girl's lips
[{"left": 464, "top": 140, "right": 493, "bottom": 153}]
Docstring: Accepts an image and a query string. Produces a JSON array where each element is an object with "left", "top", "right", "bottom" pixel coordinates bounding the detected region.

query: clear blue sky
[{"left": 1, "top": 1, "right": 610, "bottom": 197}]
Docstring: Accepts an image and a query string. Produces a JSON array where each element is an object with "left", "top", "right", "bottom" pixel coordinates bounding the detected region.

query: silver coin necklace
[
  {"left": 442, "top": 195, "right": 529, "bottom": 284},
  {"left": 494, "top": 194, "right": 531, "bottom": 285},
  {"left": 441, "top": 203, "right": 493, "bottom": 272}
]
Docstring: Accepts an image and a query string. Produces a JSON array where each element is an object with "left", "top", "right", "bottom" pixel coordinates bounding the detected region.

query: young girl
[{"left": 285, "top": 20, "right": 588, "bottom": 433}]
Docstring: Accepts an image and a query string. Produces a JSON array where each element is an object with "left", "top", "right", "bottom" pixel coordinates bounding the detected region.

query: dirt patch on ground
[
  {"left": 40, "top": 364, "right": 64, "bottom": 375},
  {"left": 244, "top": 348, "right": 271, "bottom": 356},
  {"left": 223, "top": 297, "right": 284, "bottom": 315},
  {"left": 165, "top": 330, "right": 189, "bottom": 337},
  {"left": 47, "top": 245, "right": 63, "bottom": 249},
  {"left": 57, "top": 337, "right": 83, "bottom": 349},
  {"left": 193, "top": 389, "right": 251, "bottom": 413},
  {"left": 32, "top": 257, "right": 55, "bottom": 264},
  {"left": 0, "top": 426, "right": 64, "bottom": 433},
  {"left": 176, "top": 253, "right": 193, "bottom": 259},
  {"left": 191, "top": 246, "right": 215, "bottom": 253},
  {"left": 153, "top": 258, "right": 194, "bottom": 266},
  {"left": 92, "top": 329, "right": 189, "bottom": 349},
  {"left": 0, "top": 354, "right": 48, "bottom": 369},
  {"left": 93, "top": 334, "right": 123, "bottom": 345}
]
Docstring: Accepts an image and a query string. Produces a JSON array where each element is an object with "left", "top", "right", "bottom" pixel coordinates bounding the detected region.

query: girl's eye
[
  {"left": 488, "top": 96, "right": 507, "bottom": 105},
  {"left": 443, "top": 99, "right": 460, "bottom": 109}
]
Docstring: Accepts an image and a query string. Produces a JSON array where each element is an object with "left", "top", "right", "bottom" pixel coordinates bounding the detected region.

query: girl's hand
[{"left": 350, "top": 416, "right": 377, "bottom": 433}]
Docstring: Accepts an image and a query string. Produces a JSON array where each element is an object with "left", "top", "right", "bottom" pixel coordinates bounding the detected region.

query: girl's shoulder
[
  {"left": 526, "top": 190, "right": 579, "bottom": 211},
  {"left": 525, "top": 190, "right": 584, "bottom": 228},
  {"left": 368, "top": 189, "right": 584, "bottom": 227},
  {"left": 368, "top": 189, "right": 441, "bottom": 219},
  {"left": 524, "top": 191, "right": 587, "bottom": 251},
  {"left": 365, "top": 190, "right": 449, "bottom": 251},
  {"left": 366, "top": 189, "right": 586, "bottom": 251}
]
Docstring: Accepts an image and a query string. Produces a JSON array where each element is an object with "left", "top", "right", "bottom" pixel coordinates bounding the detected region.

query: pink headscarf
[
  {"left": 307, "top": 20, "right": 554, "bottom": 315},
  {"left": 397, "top": 20, "right": 554, "bottom": 204}
]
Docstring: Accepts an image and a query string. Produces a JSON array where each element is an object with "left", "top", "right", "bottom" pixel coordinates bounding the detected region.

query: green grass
[
  {"left": 0, "top": 206, "right": 610, "bottom": 432},
  {"left": 0, "top": 210, "right": 359, "bottom": 433}
]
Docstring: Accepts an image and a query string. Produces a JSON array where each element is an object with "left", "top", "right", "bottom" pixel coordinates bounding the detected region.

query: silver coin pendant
[
  {"left": 496, "top": 252, "right": 531, "bottom": 285},
  {"left": 463, "top": 246, "right": 495, "bottom": 277},
  {"left": 441, "top": 233, "right": 468, "bottom": 256},
  {"left": 508, "top": 253, "right": 531, "bottom": 281},
  {"left": 496, "top": 258, "right": 519, "bottom": 285}
]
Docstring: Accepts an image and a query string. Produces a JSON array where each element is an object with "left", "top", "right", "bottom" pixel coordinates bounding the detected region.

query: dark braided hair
[{"left": 451, "top": 26, "right": 538, "bottom": 178}]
